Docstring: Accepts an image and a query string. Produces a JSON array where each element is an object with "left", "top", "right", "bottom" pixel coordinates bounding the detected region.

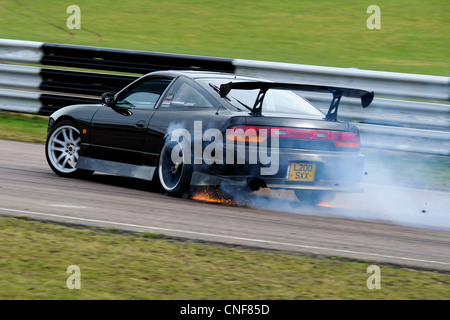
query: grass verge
[
  {"left": 0, "top": 111, "right": 48, "bottom": 144},
  {"left": 0, "top": 216, "right": 448, "bottom": 300}
]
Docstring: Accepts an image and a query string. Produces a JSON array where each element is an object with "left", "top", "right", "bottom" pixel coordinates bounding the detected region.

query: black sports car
[{"left": 45, "top": 70, "right": 373, "bottom": 204}]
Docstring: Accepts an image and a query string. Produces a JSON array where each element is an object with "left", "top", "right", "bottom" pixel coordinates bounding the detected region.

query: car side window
[
  {"left": 160, "top": 81, "right": 214, "bottom": 109},
  {"left": 116, "top": 79, "right": 172, "bottom": 109}
]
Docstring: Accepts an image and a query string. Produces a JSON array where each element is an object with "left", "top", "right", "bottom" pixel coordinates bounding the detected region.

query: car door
[
  {"left": 143, "top": 76, "right": 223, "bottom": 167},
  {"left": 89, "top": 77, "right": 173, "bottom": 165}
]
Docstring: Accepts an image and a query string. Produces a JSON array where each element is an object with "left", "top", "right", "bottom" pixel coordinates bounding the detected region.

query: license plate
[{"left": 287, "top": 162, "right": 316, "bottom": 182}]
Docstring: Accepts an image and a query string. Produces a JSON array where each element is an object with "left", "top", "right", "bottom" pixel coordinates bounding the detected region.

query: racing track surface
[{"left": 0, "top": 139, "right": 449, "bottom": 272}]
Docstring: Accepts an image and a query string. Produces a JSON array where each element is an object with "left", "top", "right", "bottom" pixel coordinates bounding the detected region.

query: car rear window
[{"left": 201, "top": 79, "right": 324, "bottom": 116}]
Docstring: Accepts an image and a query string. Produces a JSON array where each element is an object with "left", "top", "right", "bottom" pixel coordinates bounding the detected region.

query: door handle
[{"left": 136, "top": 120, "right": 146, "bottom": 128}]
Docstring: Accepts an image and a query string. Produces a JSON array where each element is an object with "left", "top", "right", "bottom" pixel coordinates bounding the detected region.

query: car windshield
[{"left": 203, "top": 79, "right": 324, "bottom": 116}]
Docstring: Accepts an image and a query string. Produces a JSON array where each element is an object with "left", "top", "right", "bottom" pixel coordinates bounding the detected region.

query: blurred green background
[{"left": 1, "top": 0, "right": 449, "bottom": 75}]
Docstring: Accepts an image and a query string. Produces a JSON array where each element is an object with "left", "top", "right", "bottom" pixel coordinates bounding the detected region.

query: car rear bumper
[{"left": 191, "top": 147, "right": 365, "bottom": 193}]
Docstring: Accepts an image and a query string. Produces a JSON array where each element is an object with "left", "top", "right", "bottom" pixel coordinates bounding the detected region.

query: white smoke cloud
[{"left": 214, "top": 149, "right": 450, "bottom": 232}]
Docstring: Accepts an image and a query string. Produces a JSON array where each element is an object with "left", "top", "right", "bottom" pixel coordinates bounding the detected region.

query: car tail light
[
  {"left": 226, "top": 126, "right": 269, "bottom": 143},
  {"left": 332, "top": 132, "right": 360, "bottom": 148},
  {"left": 226, "top": 126, "right": 360, "bottom": 148}
]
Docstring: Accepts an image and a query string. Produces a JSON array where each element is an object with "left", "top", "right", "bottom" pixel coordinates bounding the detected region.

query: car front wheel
[{"left": 45, "top": 120, "right": 92, "bottom": 178}]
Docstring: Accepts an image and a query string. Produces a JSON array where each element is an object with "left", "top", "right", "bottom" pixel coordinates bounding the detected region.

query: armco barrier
[
  {"left": 0, "top": 40, "right": 235, "bottom": 74},
  {"left": 233, "top": 59, "right": 450, "bottom": 101},
  {"left": 0, "top": 39, "right": 449, "bottom": 155}
]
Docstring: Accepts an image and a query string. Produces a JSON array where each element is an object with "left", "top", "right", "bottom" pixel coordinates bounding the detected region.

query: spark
[{"left": 191, "top": 187, "right": 236, "bottom": 206}]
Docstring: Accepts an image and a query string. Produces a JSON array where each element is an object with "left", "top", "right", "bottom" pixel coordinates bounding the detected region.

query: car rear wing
[{"left": 219, "top": 81, "right": 374, "bottom": 121}]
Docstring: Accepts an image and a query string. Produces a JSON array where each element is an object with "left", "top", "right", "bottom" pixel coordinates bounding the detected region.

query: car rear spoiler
[{"left": 219, "top": 81, "right": 374, "bottom": 121}]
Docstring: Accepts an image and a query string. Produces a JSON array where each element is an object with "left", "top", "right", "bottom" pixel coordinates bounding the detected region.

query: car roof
[{"left": 146, "top": 70, "right": 265, "bottom": 82}]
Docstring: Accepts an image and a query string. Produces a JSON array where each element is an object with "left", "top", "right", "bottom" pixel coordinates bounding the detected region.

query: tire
[
  {"left": 293, "top": 190, "right": 335, "bottom": 206},
  {"left": 158, "top": 140, "right": 193, "bottom": 197},
  {"left": 45, "top": 120, "right": 93, "bottom": 178}
]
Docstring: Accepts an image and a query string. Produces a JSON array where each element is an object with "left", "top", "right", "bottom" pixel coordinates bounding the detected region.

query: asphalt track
[{"left": 0, "top": 139, "right": 449, "bottom": 272}]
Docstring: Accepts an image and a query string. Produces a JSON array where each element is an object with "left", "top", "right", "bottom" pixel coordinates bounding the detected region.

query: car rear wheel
[
  {"left": 45, "top": 120, "right": 93, "bottom": 178},
  {"left": 158, "top": 140, "right": 192, "bottom": 197},
  {"left": 294, "top": 190, "right": 335, "bottom": 206}
]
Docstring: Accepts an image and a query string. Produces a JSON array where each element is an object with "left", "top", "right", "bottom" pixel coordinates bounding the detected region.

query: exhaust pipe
[{"left": 248, "top": 178, "right": 265, "bottom": 191}]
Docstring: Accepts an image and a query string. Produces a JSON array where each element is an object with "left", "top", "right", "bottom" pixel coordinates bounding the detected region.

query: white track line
[
  {"left": 47, "top": 204, "right": 88, "bottom": 209},
  {"left": 0, "top": 207, "right": 448, "bottom": 267}
]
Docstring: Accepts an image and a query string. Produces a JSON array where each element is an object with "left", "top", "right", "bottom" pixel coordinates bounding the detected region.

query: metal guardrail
[
  {"left": 358, "top": 124, "right": 450, "bottom": 155},
  {"left": 0, "top": 39, "right": 43, "bottom": 64},
  {"left": 233, "top": 59, "right": 450, "bottom": 101},
  {"left": 0, "top": 88, "right": 99, "bottom": 115},
  {"left": 300, "top": 91, "right": 450, "bottom": 130},
  {"left": 0, "top": 39, "right": 449, "bottom": 155},
  {"left": 0, "top": 40, "right": 235, "bottom": 74}
]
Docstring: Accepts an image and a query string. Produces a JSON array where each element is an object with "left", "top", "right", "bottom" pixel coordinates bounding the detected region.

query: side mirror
[{"left": 102, "top": 92, "right": 116, "bottom": 107}]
